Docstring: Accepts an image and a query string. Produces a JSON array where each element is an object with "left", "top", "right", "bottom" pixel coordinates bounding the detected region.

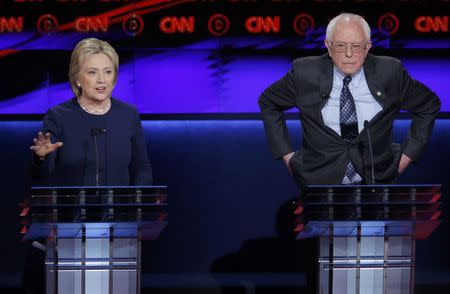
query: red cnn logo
[
  {"left": 245, "top": 16, "right": 280, "bottom": 34},
  {"left": 415, "top": 16, "right": 448, "bottom": 33},
  {"left": 160, "top": 16, "right": 194, "bottom": 34},
  {"left": 75, "top": 17, "right": 109, "bottom": 32},
  {"left": 0, "top": 17, "right": 24, "bottom": 32}
]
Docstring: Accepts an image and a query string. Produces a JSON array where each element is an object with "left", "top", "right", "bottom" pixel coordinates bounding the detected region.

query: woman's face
[{"left": 77, "top": 53, "right": 115, "bottom": 102}]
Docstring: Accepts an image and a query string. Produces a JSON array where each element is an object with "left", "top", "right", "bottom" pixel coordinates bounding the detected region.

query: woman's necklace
[{"left": 78, "top": 98, "right": 111, "bottom": 115}]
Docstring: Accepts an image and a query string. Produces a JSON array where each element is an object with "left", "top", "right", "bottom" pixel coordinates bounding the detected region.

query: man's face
[{"left": 325, "top": 20, "right": 371, "bottom": 75}]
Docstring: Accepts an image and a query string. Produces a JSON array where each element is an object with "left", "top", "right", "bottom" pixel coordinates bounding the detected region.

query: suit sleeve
[
  {"left": 30, "top": 108, "right": 63, "bottom": 184},
  {"left": 258, "top": 63, "right": 298, "bottom": 159},
  {"left": 129, "top": 112, "right": 153, "bottom": 185},
  {"left": 398, "top": 62, "right": 441, "bottom": 161}
]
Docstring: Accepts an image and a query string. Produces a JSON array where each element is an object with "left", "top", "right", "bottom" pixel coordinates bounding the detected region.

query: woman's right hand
[{"left": 30, "top": 132, "right": 63, "bottom": 159}]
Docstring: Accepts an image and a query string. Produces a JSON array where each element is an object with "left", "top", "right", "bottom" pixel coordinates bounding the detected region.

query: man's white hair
[{"left": 325, "top": 13, "right": 371, "bottom": 42}]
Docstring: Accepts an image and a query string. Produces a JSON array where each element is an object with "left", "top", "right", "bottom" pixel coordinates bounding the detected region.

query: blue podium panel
[
  {"left": 20, "top": 186, "right": 168, "bottom": 294},
  {"left": 295, "top": 184, "right": 443, "bottom": 294}
]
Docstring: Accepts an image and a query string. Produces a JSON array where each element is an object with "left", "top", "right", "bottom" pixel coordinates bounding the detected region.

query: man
[{"left": 258, "top": 13, "right": 440, "bottom": 191}]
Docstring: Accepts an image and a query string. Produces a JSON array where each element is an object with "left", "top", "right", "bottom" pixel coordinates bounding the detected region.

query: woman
[
  {"left": 30, "top": 38, "right": 152, "bottom": 186},
  {"left": 25, "top": 38, "right": 153, "bottom": 294}
]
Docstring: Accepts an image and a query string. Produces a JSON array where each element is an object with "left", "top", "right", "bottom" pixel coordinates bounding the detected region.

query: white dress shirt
[{"left": 321, "top": 66, "right": 383, "bottom": 183}]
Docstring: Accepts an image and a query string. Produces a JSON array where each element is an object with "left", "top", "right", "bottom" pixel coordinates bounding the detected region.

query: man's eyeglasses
[{"left": 329, "top": 41, "right": 369, "bottom": 53}]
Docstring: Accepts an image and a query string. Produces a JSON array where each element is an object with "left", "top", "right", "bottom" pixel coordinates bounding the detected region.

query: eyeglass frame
[{"left": 327, "top": 40, "right": 371, "bottom": 53}]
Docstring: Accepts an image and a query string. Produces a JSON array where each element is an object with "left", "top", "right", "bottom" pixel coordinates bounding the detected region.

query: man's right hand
[
  {"left": 282, "top": 152, "right": 295, "bottom": 175},
  {"left": 30, "top": 132, "right": 63, "bottom": 159}
]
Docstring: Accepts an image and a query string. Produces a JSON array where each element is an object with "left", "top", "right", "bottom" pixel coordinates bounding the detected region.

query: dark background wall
[
  {"left": 1, "top": 1, "right": 449, "bottom": 114},
  {"left": 0, "top": 119, "right": 448, "bottom": 292},
  {"left": 1, "top": 0, "right": 449, "bottom": 292}
]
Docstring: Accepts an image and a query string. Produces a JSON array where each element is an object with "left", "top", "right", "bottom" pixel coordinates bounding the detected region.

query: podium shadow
[{"left": 210, "top": 198, "right": 318, "bottom": 294}]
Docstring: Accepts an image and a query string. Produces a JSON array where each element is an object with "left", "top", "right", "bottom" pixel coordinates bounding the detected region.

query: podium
[
  {"left": 294, "top": 184, "right": 442, "bottom": 294},
  {"left": 19, "top": 186, "right": 168, "bottom": 294}
]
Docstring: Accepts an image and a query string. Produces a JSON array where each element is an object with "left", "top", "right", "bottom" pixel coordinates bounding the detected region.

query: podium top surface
[
  {"left": 30, "top": 186, "right": 167, "bottom": 196},
  {"left": 303, "top": 184, "right": 442, "bottom": 204},
  {"left": 294, "top": 184, "right": 443, "bottom": 239},
  {"left": 21, "top": 186, "right": 169, "bottom": 239},
  {"left": 307, "top": 184, "right": 441, "bottom": 188},
  {"left": 27, "top": 186, "right": 168, "bottom": 207},
  {"left": 306, "top": 184, "right": 441, "bottom": 192},
  {"left": 31, "top": 185, "right": 168, "bottom": 190}
]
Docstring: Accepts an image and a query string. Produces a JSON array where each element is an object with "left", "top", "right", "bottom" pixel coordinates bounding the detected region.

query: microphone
[
  {"left": 364, "top": 121, "right": 375, "bottom": 185},
  {"left": 90, "top": 128, "right": 107, "bottom": 186},
  {"left": 321, "top": 92, "right": 330, "bottom": 100}
]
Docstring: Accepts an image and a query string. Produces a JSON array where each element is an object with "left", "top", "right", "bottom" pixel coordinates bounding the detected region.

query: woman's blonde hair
[{"left": 68, "top": 38, "right": 119, "bottom": 98}]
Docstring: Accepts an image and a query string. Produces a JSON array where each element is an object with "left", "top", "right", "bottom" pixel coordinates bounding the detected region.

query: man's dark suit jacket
[{"left": 258, "top": 53, "right": 441, "bottom": 190}]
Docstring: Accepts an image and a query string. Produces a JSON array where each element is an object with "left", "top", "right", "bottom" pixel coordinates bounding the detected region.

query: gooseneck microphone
[
  {"left": 90, "top": 128, "right": 107, "bottom": 186},
  {"left": 364, "top": 121, "right": 375, "bottom": 185}
]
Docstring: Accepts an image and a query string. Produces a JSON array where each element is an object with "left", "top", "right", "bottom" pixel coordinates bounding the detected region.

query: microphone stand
[{"left": 364, "top": 120, "right": 375, "bottom": 185}]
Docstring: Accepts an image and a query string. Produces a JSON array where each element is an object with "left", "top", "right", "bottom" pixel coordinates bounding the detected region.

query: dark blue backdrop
[{"left": 0, "top": 119, "right": 448, "bottom": 290}]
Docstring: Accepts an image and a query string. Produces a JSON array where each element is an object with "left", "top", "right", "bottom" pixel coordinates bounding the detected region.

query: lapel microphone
[{"left": 90, "top": 128, "right": 107, "bottom": 136}]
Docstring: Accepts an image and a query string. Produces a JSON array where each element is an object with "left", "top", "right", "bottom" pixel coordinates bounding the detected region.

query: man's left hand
[{"left": 398, "top": 153, "right": 413, "bottom": 174}]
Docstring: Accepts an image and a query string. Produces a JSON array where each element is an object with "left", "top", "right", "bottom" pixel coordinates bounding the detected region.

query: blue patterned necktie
[{"left": 340, "top": 75, "right": 358, "bottom": 182}]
